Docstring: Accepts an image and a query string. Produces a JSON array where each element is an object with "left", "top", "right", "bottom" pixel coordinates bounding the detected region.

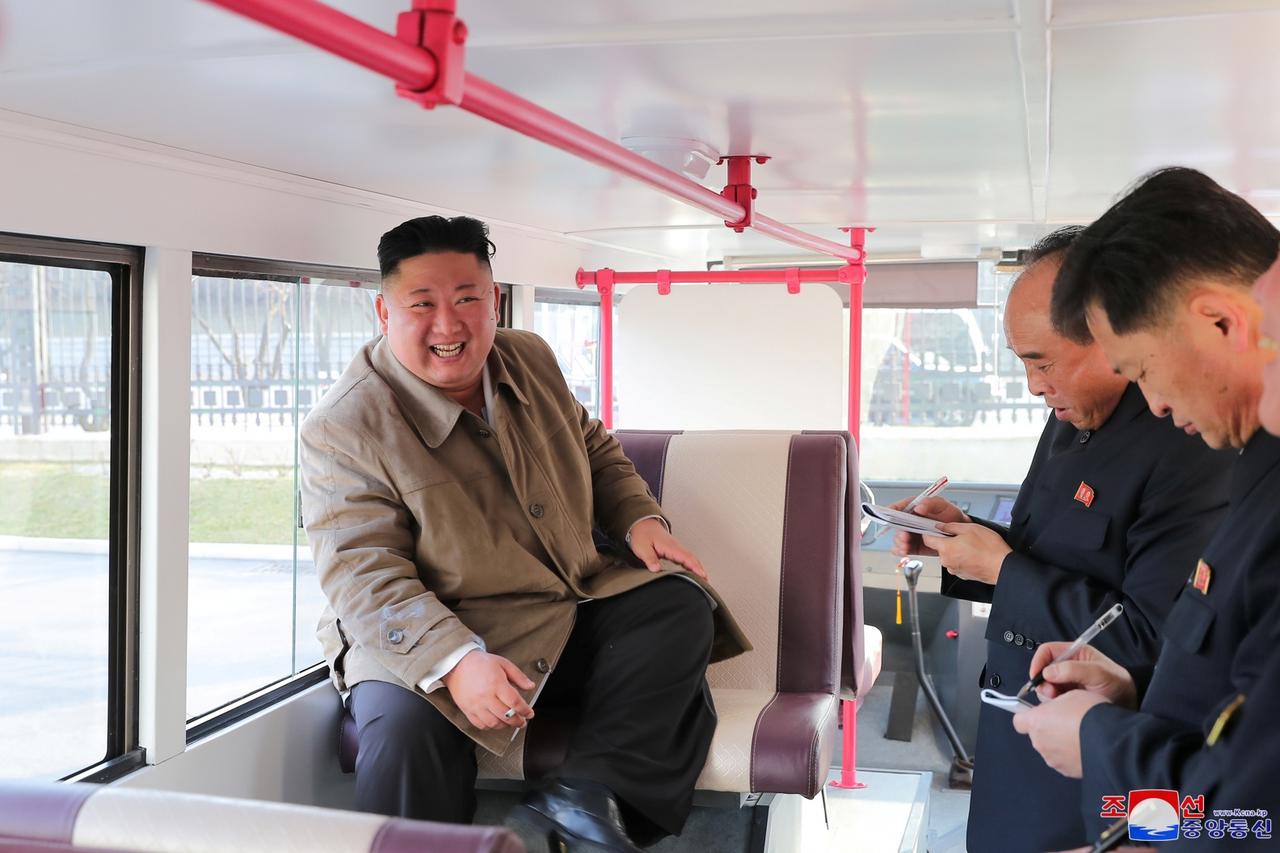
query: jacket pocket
[
  {"left": 1163, "top": 589, "right": 1216, "bottom": 655},
  {"left": 1045, "top": 505, "right": 1110, "bottom": 551}
]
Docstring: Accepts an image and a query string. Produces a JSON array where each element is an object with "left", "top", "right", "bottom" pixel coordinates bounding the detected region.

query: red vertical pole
[
  {"left": 597, "top": 269, "right": 615, "bottom": 428},
  {"left": 833, "top": 228, "right": 869, "bottom": 791}
]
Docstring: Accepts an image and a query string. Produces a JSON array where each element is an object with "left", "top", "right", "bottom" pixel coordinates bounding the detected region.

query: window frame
[{"left": 0, "top": 231, "right": 144, "bottom": 782}]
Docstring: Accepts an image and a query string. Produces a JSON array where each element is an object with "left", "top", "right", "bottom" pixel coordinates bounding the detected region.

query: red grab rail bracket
[{"left": 394, "top": 0, "right": 467, "bottom": 108}]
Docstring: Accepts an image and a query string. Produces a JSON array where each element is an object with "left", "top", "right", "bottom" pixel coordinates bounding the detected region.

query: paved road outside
[{"left": 0, "top": 545, "right": 326, "bottom": 781}]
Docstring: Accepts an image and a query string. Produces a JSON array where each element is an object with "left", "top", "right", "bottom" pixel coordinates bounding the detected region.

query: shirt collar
[{"left": 369, "top": 333, "right": 530, "bottom": 449}]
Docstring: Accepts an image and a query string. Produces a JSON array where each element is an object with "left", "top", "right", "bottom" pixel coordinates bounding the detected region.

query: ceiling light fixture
[{"left": 620, "top": 136, "right": 720, "bottom": 180}]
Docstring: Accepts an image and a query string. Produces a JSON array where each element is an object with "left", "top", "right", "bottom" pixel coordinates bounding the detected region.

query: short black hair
[
  {"left": 377, "top": 215, "right": 496, "bottom": 284},
  {"left": 1024, "top": 225, "right": 1085, "bottom": 268},
  {"left": 1051, "top": 167, "right": 1279, "bottom": 342}
]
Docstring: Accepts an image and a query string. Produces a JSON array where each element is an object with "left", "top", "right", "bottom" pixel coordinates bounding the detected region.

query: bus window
[
  {"left": 857, "top": 262, "right": 1047, "bottom": 484},
  {"left": 186, "top": 268, "right": 377, "bottom": 720},
  {"left": 0, "top": 258, "right": 115, "bottom": 779},
  {"left": 533, "top": 290, "right": 602, "bottom": 419}
]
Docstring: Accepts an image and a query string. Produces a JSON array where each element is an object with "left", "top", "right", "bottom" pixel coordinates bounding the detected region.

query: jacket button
[
  {"left": 1025, "top": 639, "right": 1036, "bottom": 651},
  {"left": 529, "top": 503, "right": 545, "bottom": 518},
  {"left": 1014, "top": 633, "right": 1025, "bottom": 646},
  {"left": 535, "top": 658, "right": 550, "bottom": 674},
  {"left": 477, "top": 428, "right": 491, "bottom": 438},
  {"left": 1003, "top": 630, "right": 1015, "bottom": 643},
  {"left": 387, "top": 629, "right": 404, "bottom": 645},
  {"left": 1079, "top": 430, "right": 1093, "bottom": 444},
  {"left": 988, "top": 674, "right": 1002, "bottom": 688}
]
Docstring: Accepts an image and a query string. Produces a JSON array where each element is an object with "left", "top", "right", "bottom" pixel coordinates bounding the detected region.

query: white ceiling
[{"left": 2, "top": 0, "right": 1279, "bottom": 263}]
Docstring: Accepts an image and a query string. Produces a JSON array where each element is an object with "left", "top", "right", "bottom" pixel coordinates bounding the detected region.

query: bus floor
[{"left": 475, "top": 671, "right": 964, "bottom": 852}]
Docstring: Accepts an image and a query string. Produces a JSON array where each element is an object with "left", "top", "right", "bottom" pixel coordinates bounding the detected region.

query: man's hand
[
  {"left": 889, "top": 497, "right": 970, "bottom": 558},
  {"left": 1012, "top": 689, "right": 1109, "bottom": 778},
  {"left": 441, "top": 649, "right": 536, "bottom": 731},
  {"left": 921, "top": 522, "right": 1011, "bottom": 585},
  {"left": 1029, "top": 641, "right": 1138, "bottom": 707},
  {"left": 627, "top": 517, "right": 707, "bottom": 578}
]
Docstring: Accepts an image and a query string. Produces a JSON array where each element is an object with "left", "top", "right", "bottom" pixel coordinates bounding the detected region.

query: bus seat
[
  {"left": 0, "top": 781, "right": 525, "bottom": 853},
  {"left": 338, "top": 430, "right": 871, "bottom": 800}
]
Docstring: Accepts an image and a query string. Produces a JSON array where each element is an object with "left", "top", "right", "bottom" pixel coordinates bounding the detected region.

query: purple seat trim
[
  {"left": 370, "top": 819, "right": 526, "bottom": 853},
  {"left": 0, "top": 782, "right": 96, "bottom": 846},
  {"left": 749, "top": 692, "right": 840, "bottom": 799},
  {"left": 804, "top": 430, "right": 866, "bottom": 699},
  {"left": 777, "top": 434, "right": 845, "bottom": 696},
  {"left": 612, "top": 430, "right": 680, "bottom": 503}
]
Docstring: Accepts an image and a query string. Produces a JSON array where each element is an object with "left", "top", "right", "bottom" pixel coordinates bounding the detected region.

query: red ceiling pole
[
  {"left": 204, "top": 0, "right": 438, "bottom": 89},
  {"left": 577, "top": 267, "right": 850, "bottom": 286},
  {"left": 201, "top": 0, "right": 869, "bottom": 264}
]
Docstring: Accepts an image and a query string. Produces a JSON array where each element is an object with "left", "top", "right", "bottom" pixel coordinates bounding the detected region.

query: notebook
[{"left": 860, "top": 503, "right": 956, "bottom": 537}]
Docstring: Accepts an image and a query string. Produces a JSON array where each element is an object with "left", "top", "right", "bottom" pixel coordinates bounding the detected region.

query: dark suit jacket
[
  {"left": 1078, "top": 429, "right": 1280, "bottom": 837},
  {"left": 1165, "top": 621, "right": 1280, "bottom": 849},
  {"left": 945, "top": 384, "right": 1233, "bottom": 853}
]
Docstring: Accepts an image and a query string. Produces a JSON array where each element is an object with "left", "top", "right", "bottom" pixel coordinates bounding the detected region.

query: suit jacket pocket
[
  {"left": 1045, "top": 505, "right": 1110, "bottom": 551},
  {"left": 1162, "top": 589, "right": 1215, "bottom": 655}
]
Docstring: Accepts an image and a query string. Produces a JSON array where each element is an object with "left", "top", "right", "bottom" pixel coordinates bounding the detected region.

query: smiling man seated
[{"left": 299, "top": 216, "right": 748, "bottom": 853}]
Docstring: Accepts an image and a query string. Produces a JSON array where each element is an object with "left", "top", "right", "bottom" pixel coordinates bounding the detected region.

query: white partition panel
[{"left": 617, "top": 284, "right": 845, "bottom": 430}]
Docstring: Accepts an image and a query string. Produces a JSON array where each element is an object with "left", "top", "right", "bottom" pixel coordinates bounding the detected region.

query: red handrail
[
  {"left": 202, "top": 0, "right": 866, "bottom": 263},
  {"left": 208, "top": 0, "right": 438, "bottom": 89}
]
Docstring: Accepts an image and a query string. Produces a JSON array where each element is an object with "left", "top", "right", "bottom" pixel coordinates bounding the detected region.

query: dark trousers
[{"left": 347, "top": 577, "right": 717, "bottom": 837}]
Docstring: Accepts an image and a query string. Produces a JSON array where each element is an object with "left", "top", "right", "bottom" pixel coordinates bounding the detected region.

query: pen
[
  {"left": 1088, "top": 799, "right": 1165, "bottom": 852},
  {"left": 1016, "top": 602, "right": 1124, "bottom": 700},
  {"left": 904, "top": 475, "right": 949, "bottom": 513}
]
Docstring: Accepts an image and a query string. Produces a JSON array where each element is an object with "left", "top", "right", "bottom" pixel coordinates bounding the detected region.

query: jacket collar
[{"left": 369, "top": 334, "right": 530, "bottom": 449}]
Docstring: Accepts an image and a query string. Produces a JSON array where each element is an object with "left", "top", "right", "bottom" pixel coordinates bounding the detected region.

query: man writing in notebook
[
  {"left": 300, "top": 215, "right": 747, "bottom": 853},
  {"left": 892, "top": 225, "right": 1231, "bottom": 853},
  {"left": 1008, "top": 168, "right": 1280, "bottom": 842}
]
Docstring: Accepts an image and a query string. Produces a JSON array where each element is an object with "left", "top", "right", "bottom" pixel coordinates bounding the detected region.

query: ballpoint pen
[
  {"left": 904, "top": 475, "right": 949, "bottom": 513},
  {"left": 1016, "top": 602, "right": 1124, "bottom": 700},
  {"left": 1089, "top": 799, "right": 1166, "bottom": 852}
]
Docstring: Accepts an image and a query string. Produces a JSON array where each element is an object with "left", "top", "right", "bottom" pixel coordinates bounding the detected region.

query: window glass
[
  {"left": 0, "top": 261, "right": 113, "bottom": 779},
  {"left": 858, "top": 264, "right": 1046, "bottom": 484},
  {"left": 534, "top": 299, "right": 600, "bottom": 417},
  {"left": 187, "top": 274, "right": 377, "bottom": 719}
]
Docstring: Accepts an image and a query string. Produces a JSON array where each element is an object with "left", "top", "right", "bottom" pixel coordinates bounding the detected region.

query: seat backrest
[
  {"left": 0, "top": 782, "right": 524, "bottom": 853},
  {"left": 614, "top": 430, "right": 852, "bottom": 697}
]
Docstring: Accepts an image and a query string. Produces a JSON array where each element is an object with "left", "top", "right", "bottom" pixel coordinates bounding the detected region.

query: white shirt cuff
[{"left": 416, "top": 638, "right": 485, "bottom": 694}]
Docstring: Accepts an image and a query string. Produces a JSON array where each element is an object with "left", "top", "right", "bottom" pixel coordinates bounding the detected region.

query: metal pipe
[
  {"left": 203, "top": 0, "right": 868, "bottom": 263},
  {"left": 902, "top": 559, "right": 972, "bottom": 764},
  {"left": 204, "top": 0, "right": 437, "bottom": 90},
  {"left": 754, "top": 215, "right": 864, "bottom": 263},
  {"left": 577, "top": 267, "right": 851, "bottom": 286},
  {"left": 598, "top": 273, "right": 615, "bottom": 429}
]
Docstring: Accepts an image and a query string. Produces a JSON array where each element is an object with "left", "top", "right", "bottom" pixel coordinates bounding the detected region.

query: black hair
[
  {"left": 1051, "top": 167, "right": 1279, "bottom": 343},
  {"left": 1024, "top": 225, "right": 1085, "bottom": 268},
  {"left": 377, "top": 215, "right": 496, "bottom": 284}
]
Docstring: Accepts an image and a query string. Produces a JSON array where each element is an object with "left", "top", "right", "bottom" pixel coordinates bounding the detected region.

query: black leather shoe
[{"left": 510, "top": 779, "right": 643, "bottom": 853}]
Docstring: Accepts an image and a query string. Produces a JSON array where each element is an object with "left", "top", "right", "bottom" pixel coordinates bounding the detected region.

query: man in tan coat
[{"left": 300, "top": 215, "right": 746, "bottom": 853}]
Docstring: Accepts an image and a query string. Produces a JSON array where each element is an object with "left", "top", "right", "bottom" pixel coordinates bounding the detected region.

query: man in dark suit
[
  {"left": 892, "top": 226, "right": 1233, "bottom": 853},
  {"left": 1011, "top": 167, "right": 1280, "bottom": 841}
]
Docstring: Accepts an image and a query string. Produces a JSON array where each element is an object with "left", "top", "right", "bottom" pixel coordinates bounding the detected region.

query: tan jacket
[{"left": 301, "top": 330, "right": 748, "bottom": 755}]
